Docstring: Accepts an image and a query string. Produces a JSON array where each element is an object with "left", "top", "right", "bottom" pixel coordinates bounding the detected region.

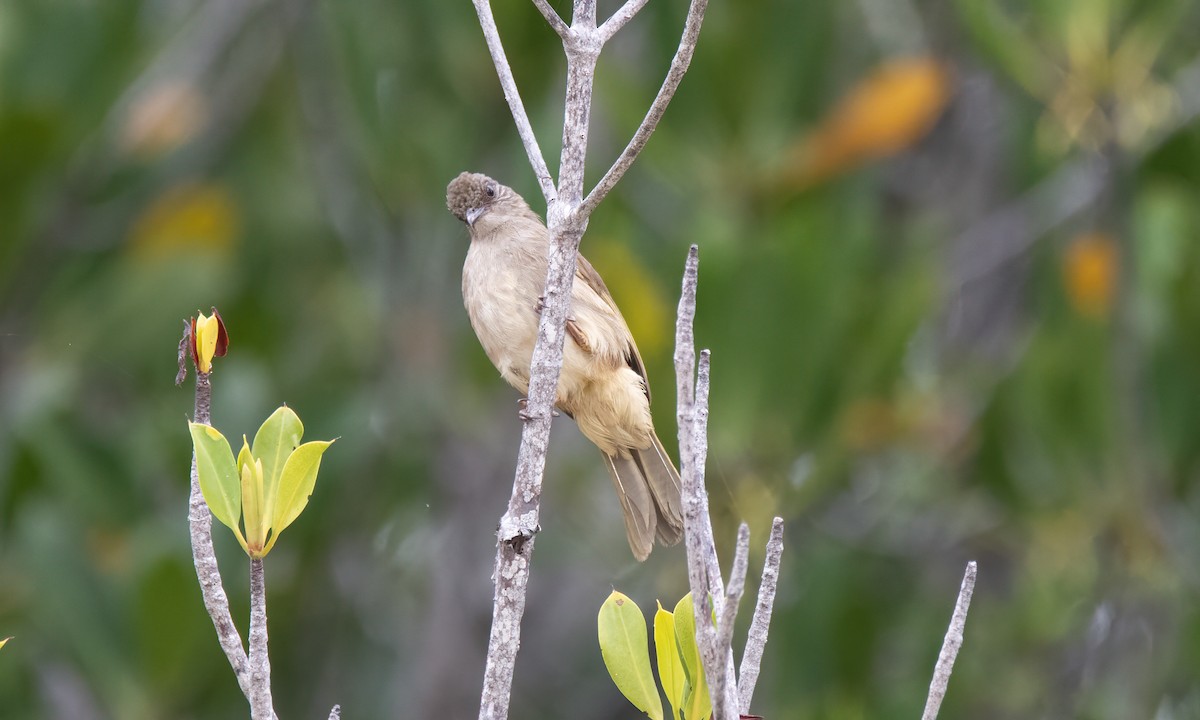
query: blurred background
[{"left": 3, "top": 0, "right": 1200, "bottom": 717}]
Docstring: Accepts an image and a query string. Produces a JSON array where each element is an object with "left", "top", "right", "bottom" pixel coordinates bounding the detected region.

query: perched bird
[{"left": 446, "top": 171, "right": 683, "bottom": 561}]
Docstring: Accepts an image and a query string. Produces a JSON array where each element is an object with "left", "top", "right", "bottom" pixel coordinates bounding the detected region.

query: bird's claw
[
  {"left": 506, "top": 524, "right": 540, "bottom": 553},
  {"left": 517, "top": 397, "right": 559, "bottom": 420}
]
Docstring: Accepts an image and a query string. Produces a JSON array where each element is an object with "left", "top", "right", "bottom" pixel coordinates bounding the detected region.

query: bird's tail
[{"left": 603, "top": 432, "right": 684, "bottom": 561}]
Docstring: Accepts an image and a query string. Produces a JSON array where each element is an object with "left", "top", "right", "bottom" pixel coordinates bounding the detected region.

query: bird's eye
[{"left": 485, "top": 183, "right": 496, "bottom": 198}]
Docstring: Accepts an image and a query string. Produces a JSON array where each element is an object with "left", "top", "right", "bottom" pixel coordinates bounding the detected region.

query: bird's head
[{"left": 446, "top": 172, "right": 533, "bottom": 232}]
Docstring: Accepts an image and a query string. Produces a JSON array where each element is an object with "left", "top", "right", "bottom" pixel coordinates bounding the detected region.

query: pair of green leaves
[
  {"left": 598, "top": 591, "right": 712, "bottom": 720},
  {"left": 188, "top": 406, "right": 333, "bottom": 558}
]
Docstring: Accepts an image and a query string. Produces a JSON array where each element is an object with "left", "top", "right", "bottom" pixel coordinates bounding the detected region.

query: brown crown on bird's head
[{"left": 447, "top": 171, "right": 501, "bottom": 226}]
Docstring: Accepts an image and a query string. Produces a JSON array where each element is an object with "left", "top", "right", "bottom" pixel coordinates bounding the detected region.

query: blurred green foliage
[{"left": 3, "top": 0, "right": 1200, "bottom": 717}]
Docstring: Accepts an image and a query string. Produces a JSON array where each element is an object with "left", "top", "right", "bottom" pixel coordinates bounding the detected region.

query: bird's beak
[{"left": 465, "top": 206, "right": 486, "bottom": 227}]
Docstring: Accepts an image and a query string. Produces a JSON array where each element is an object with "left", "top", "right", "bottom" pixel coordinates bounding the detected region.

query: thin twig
[
  {"left": 597, "top": 0, "right": 651, "bottom": 42},
  {"left": 694, "top": 351, "right": 723, "bottom": 601},
  {"left": 470, "top": 0, "right": 558, "bottom": 204},
  {"left": 738, "top": 516, "right": 784, "bottom": 714},
  {"left": 695, "top": 350, "right": 738, "bottom": 720},
  {"left": 674, "top": 245, "right": 700, "bottom": 418},
  {"left": 531, "top": 0, "right": 571, "bottom": 39},
  {"left": 921, "top": 561, "right": 978, "bottom": 720},
  {"left": 712, "top": 524, "right": 751, "bottom": 715},
  {"left": 248, "top": 558, "right": 273, "bottom": 720},
  {"left": 188, "top": 372, "right": 253, "bottom": 695},
  {"left": 581, "top": 0, "right": 710, "bottom": 216},
  {"left": 716, "top": 524, "right": 750, "bottom": 659}
]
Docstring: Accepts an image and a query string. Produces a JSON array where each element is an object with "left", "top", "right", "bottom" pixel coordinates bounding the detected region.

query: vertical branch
[
  {"left": 248, "top": 558, "right": 273, "bottom": 720},
  {"left": 921, "top": 561, "right": 978, "bottom": 720},
  {"left": 673, "top": 247, "right": 737, "bottom": 720},
  {"left": 476, "top": 3, "right": 595, "bottom": 717},
  {"left": 674, "top": 245, "right": 700, "bottom": 419},
  {"left": 554, "top": 2, "right": 599, "bottom": 209},
  {"left": 738, "top": 516, "right": 784, "bottom": 714},
  {"left": 180, "top": 319, "right": 281, "bottom": 720},
  {"left": 471, "top": 0, "right": 711, "bottom": 715}
]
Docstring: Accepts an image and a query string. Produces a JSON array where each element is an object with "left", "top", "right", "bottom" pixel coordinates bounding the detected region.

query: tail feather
[
  {"left": 605, "top": 454, "right": 655, "bottom": 561},
  {"left": 633, "top": 433, "right": 683, "bottom": 546},
  {"left": 604, "top": 431, "right": 684, "bottom": 561}
]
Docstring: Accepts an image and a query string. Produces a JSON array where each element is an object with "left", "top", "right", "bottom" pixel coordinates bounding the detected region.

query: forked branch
[
  {"left": 673, "top": 246, "right": 786, "bottom": 720},
  {"left": 469, "top": 2, "right": 712, "bottom": 719}
]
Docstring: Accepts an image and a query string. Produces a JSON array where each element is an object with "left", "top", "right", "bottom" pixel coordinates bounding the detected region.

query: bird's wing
[{"left": 572, "top": 252, "right": 652, "bottom": 403}]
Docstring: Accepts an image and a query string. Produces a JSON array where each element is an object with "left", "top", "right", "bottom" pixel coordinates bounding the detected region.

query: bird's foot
[
  {"left": 517, "top": 397, "right": 559, "bottom": 421},
  {"left": 505, "top": 524, "right": 540, "bottom": 554}
]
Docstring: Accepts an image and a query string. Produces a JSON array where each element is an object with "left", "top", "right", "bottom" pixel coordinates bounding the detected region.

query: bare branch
[
  {"left": 921, "top": 561, "right": 978, "bottom": 720},
  {"left": 693, "top": 349, "right": 723, "bottom": 606},
  {"left": 477, "top": 217, "right": 587, "bottom": 720},
  {"left": 581, "top": 0, "right": 710, "bottom": 216},
  {"left": 738, "top": 516, "right": 784, "bottom": 714},
  {"left": 711, "top": 524, "right": 751, "bottom": 716},
  {"left": 674, "top": 245, "right": 700, "bottom": 406},
  {"left": 471, "top": 0, "right": 557, "bottom": 204},
  {"left": 717, "top": 524, "right": 750, "bottom": 658},
  {"left": 597, "top": 0, "right": 651, "bottom": 43},
  {"left": 696, "top": 351, "right": 738, "bottom": 720},
  {"left": 471, "top": 0, "right": 721, "bottom": 714},
  {"left": 531, "top": 0, "right": 571, "bottom": 39},
  {"left": 553, "top": 43, "right": 601, "bottom": 212},
  {"left": 248, "top": 559, "right": 273, "bottom": 720},
  {"left": 673, "top": 247, "right": 739, "bottom": 720}
]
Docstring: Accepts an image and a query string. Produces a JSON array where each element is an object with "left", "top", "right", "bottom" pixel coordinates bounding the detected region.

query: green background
[{"left": 4, "top": 0, "right": 1200, "bottom": 717}]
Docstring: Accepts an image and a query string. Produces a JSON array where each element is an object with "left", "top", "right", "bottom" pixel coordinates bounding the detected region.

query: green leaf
[
  {"left": 599, "top": 591, "right": 664, "bottom": 720},
  {"left": 268, "top": 439, "right": 334, "bottom": 541},
  {"left": 655, "top": 601, "right": 686, "bottom": 720},
  {"left": 674, "top": 593, "right": 711, "bottom": 720},
  {"left": 188, "top": 422, "right": 243, "bottom": 540},
  {"left": 251, "top": 406, "right": 304, "bottom": 525},
  {"left": 241, "top": 459, "right": 267, "bottom": 556},
  {"left": 236, "top": 435, "right": 253, "bottom": 478}
]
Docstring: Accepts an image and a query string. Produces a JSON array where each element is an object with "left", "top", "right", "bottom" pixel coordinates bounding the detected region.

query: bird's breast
[{"left": 462, "top": 235, "right": 543, "bottom": 391}]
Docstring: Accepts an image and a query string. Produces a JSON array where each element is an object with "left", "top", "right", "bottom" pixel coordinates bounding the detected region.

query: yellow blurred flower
[
  {"left": 1063, "top": 232, "right": 1118, "bottom": 320},
  {"left": 782, "top": 57, "right": 953, "bottom": 188},
  {"left": 128, "top": 182, "right": 238, "bottom": 261}
]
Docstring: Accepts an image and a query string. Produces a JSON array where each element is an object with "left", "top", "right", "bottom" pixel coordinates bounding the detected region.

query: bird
[{"left": 446, "top": 171, "right": 683, "bottom": 561}]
